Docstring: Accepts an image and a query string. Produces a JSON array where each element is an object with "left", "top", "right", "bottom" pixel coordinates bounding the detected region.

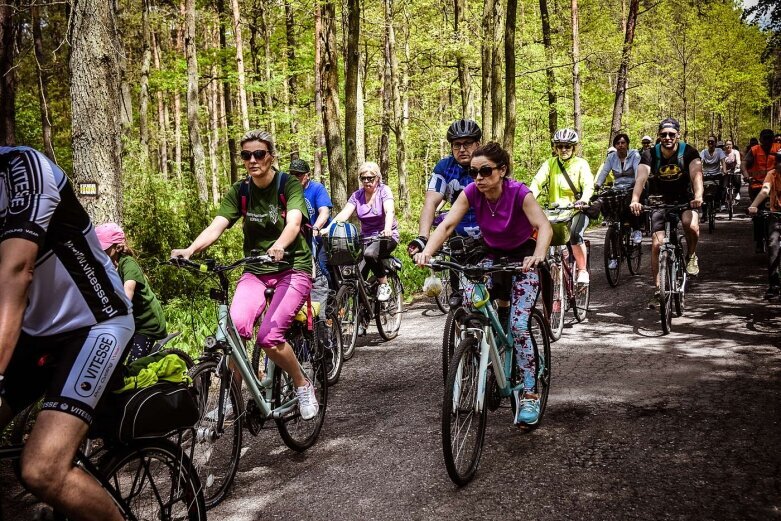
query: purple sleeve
[
  {"left": 348, "top": 190, "right": 359, "bottom": 207},
  {"left": 517, "top": 182, "right": 531, "bottom": 205},
  {"left": 380, "top": 184, "right": 394, "bottom": 201}
]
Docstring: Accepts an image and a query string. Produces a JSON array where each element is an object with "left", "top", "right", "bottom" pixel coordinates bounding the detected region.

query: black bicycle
[
  {"left": 724, "top": 171, "right": 741, "bottom": 221},
  {"left": 599, "top": 188, "right": 642, "bottom": 287},
  {"left": 702, "top": 174, "right": 721, "bottom": 233}
]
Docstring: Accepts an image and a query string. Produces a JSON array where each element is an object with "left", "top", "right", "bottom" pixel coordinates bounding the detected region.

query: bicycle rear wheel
[
  {"left": 626, "top": 228, "right": 642, "bottom": 275},
  {"left": 376, "top": 272, "right": 403, "bottom": 340},
  {"left": 435, "top": 268, "right": 451, "bottom": 314},
  {"left": 674, "top": 254, "right": 686, "bottom": 317},
  {"left": 442, "top": 336, "right": 487, "bottom": 486},
  {"left": 99, "top": 439, "right": 206, "bottom": 521},
  {"left": 185, "top": 358, "right": 243, "bottom": 509},
  {"left": 335, "top": 285, "right": 359, "bottom": 361},
  {"left": 320, "top": 310, "right": 344, "bottom": 385},
  {"left": 603, "top": 225, "right": 621, "bottom": 287},
  {"left": 442, "top": 306, "right": 468, "bottom": 382},
  {"left": 548, "top": 261, "right": 565, "bottom": 341},
  {"left": 708, "top": 202, "right": 716, "bottom": 233},
  {"left": 523, "top": 308, "right": 551, "bottom": 430},
  {"left": 659, "top": 251, "right": 673, "bottom": 334},
  {"left": 727, "top": 187, "right": 734, "bottom": 220},
  {"left": 573, "top": 247, "right": 590, "bottom": 323},
  {"left": 274, "top": 329, "right": 328, "bottom": 452}
]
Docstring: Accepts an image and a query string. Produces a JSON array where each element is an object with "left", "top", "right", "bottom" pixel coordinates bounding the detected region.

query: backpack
[{"left": 653, "top": 141, "right": 686, "bottom": 175}]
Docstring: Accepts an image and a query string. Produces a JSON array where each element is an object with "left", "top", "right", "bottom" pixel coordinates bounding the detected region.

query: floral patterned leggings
[{"left": 464, "top": 269, "right": 541, "bottom": 393}]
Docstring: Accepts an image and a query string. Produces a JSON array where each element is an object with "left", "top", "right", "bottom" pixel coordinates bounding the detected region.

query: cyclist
[
  {"left": 413, "top": 141, "right": 552, "bottom": 425},
  {"left": 408, "top": 119, "right": 482, "bottom": 298},
  {"left": 170, "top": 130, "right": 319, "bottom": 420},
  {"left": 747, "top": 151, "right": 781, "bottom": 299},
  {"left": 332, "top": 161, "right": 399, "bottom": 302},
  {"left": 530, "top": 128, "right": 594, "bottom": 285},
  {"left": 724, "top": 139, "right": 742, "bottom": 202},
  {"left": 630, "top": 117, "right": 703, "bottom": 307},
  {"left": 595, "top": 133, "right": 643, "bottom": 250},
  {"left": 743, "top": 129, "right": 780, "bottom": 253},
  {"left": 0, "top": 146, "right": 134, "bottom": 521},
  {"left": 640, "top": 135, "right": 653, "bottom": 152},
  {"left": 95, "top": 223, "right": 167, "bottom": 362},
  {"left": 700, "top": 135, "right": 727, "bottom": 209}
]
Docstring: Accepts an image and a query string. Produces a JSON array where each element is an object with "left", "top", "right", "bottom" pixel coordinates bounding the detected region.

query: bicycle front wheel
[
  {"left": 659, "top": 251, "right": 674, "bottom": 334},
  {"left": 603, "top": 225, "right": 621, "bottom": 287},
  {"left": 99, "top": 439, "right": 207, "bottom": 521},
  {"left": 573, "top": 249, "right": 590, "bottom": 323},
  {"left": 674, "top": 254, "right": 686, "bottom": 317},
  {"left": 548, "top": 261, "right": 565, "bottom": 341},
  {"left": 435, "top": 268, "right": 451, "bottom": 314},
  {"left": 335, "top": 285, "right": 359, "bottom": 361},
  {"left": 376, "top": 273, "right": 403, "bottom": 340},
  {"left": 442, "top": 336, "right": 487, "bottom": 486},
  {"left": 708, "top": 203, "right": 716, "bottom": 233},
  {"left": 626, "top": 229, "right": 642, "bottom": 275},
  {"left": 186, "top": 358, "right": 243, "bottom": 509},
  {"left": 442, "top": 307, "right": 468, "bottom": 382},
  {"left": 727, "top": 188, "right": 734, "bottom": 220},
  {"left": 529, "top": 308, "right": 552, "bottom": 428},
  {"left": 274, "top": 331, "right": 328, "bottom": 452}
]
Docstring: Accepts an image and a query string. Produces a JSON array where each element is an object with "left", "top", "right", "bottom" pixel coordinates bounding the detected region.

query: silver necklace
[{"left": 486, "top": 196, "right": 500, "bottom": 216}]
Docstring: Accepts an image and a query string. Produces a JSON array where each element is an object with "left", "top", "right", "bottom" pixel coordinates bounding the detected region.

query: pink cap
[{"left": 94, "top": 223, "right": 126, "bottom": 251}]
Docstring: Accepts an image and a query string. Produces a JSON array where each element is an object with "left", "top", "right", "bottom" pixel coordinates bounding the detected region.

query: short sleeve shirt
[
  {"left": 217, "top": 172, "right": 313, "bottom": 275},
  {"left": 0, "top": 146, "right": 130, "bottom": 336},
  {"left": 464, "top": 179, "right": 533, "bottom": 254},
  {"left": 427, "top": 156, "right": 480, "bottom": 238},
  {"left": 302, "top": 180, "right": 332, "bottom": 228},
  {"left": 118, "top": 256, "right": 166, "bottom": 339},
  {"left": 640, "top": 143, "right": 701, "bottom": 203},
  {"left": 348, "top": 184, "right": 400, "bottom": 243},
  {"left": 700, "top": 148, "right": 725, "bottom": 176}
]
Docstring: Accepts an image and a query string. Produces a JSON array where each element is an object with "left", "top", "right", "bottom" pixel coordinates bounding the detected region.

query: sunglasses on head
[
  {"left": 360, "top": 175, "right": 377, "bottom": 182},
  {"left": 468, "top": 164, "right": 502, "bottom": 178},
  {"left": 240, "top": 149, "right": 269, "bottom": 161},
  {"left": 555, "top": 144, "right": 574, "bottom": 150},
  {"left": 658, "top": 132, "right": 677, "bottom": 139}
]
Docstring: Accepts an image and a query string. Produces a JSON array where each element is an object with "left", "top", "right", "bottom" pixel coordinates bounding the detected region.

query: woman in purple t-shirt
[
  {"left": 332, "top": 161, "right": 399, "bottom": 302},
  {"left": 415, "top": 142, "right": 552, "bottom": 426}
]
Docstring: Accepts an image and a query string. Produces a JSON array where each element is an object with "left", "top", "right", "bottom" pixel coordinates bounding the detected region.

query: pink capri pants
[{"left": 230, "top": 269, "right": 312, "bottom": 348}]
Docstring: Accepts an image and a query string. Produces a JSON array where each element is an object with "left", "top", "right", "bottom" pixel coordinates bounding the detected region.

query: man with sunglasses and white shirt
[
  {"left": 531, "top": 128, "right": 595, "bottom": 286},
  {"left": 630, "top": 118, "right": 703, "bottom": 308}
]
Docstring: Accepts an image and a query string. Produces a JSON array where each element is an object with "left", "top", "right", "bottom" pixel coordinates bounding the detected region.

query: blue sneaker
[{"left": 514, "top": 393, "right": 541, "bottom": 425}]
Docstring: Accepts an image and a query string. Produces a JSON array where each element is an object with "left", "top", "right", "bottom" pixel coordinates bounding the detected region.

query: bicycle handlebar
[
  {"left": 170, "top": 253, "right": 286, "bottom": 273},
  {"left": 427, "top": 259, "right": 539, "bottom": 276}
]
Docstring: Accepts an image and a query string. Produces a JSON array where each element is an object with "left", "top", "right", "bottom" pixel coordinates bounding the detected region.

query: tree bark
[
  {"left": 608, "top": 0, "right": 639, "bottom": 145},
  {"left": 230, "top": 0, "right": 250, "bottom": 131},
  {"left": 539, "top": 0, "right": 557, "bottom": 136},
  {"left": 258, "top": 0, "right": 276, "bottom": 136},
  {"left": 490, "top": 0, "right": 504, "bottom": 143},
  {"left": 344, "top": 0, "right": 360, "bottom": 196},
  {"left": 386, "top": 0, "right": 409, "bottom": 215},
  {"left": 152, "top": 30, "right": 169, "bottom": 177},
  {"left": 0, "top": 1, "right": 16, "bottom": 145},
  {"left": 380, "top": 3, "right": 391, "bottom": 180},
  {"left": 480, "top": 0, "right": 494, "bottom": 137},
  {"left": 32, "top": 5, "right": 55, "bottom": 160},
  {"left": 139, "top": 0, "right": 152, "bottom": 163},
  {"left": 321, "top": 0, "right": 348, "bottom": 208},
  {"left": 454, "top": 0, "right": 471, "bottom": 118},
  {"left": 285, "top": 0, "right": 299, "bottom": 158},
  {"left": 173, "top": 3, "right": 184, "bottom": 180},
  {"left": 216, "top": 0, "right": 239, "bottom": 182},
  {"left": 70, "top": 0, "right": 123, "bottom": 222},
  {"left": 503, "top": 0, "right": 517, "bottom": 157},
  {"left": 571, "top": 0, "right": 582, "bottom": 140},
  {"left": 356, "top": 51, "right": 366, "bottom": 164},
  {"left": 185, "top": 0, "right": 209, "bottom": 201},
  {"left": 314, "top": 2, "right": 324, "bottom": 181},
  {"left": 209, "top": 50, "right": 221, "bottom": 205}
]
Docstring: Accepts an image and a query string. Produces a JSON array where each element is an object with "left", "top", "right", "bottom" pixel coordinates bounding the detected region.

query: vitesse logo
[{"left": 657, "top": 163, "right": 683, "bottom": 181}]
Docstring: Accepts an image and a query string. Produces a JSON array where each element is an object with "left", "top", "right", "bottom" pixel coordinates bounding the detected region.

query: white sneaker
[
  {"left": 735, "top": 193, "right": 741, "bottom": 201},
  {"left": 608, "top": 259, "right": 619, "bottom": 270},
  {"left": 205, "top": 402, "right": 233, "bottom": 422},
  {"left": 576, "top": 270, "right": 590, "bottom": 285},
  {"left": 631, "top": 230, "right": 643, "bottom": 245},
  {"left": 295, "top": 381, "right": 319, "bottom": 421},
  {"left": 377, "top": 283, "right": 392, "bottom": 302}
]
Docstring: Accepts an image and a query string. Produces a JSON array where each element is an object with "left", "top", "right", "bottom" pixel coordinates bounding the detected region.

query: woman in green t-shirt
[
  {"left": 170, "top": 129, "right": 318, "bottom": 421},
  {"left": 95, "top": 223, "right": 167, "bottom": 362}
]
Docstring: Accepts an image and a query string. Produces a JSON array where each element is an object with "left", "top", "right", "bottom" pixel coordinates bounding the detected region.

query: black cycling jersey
[{"left": 640, "top": 143, "right": 701, "bottom": 204}]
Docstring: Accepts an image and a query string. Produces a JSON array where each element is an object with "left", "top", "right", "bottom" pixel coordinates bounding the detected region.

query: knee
[
  {"left": 230, "top": 309, "right": 257, "bottom": 339},
  {"left": 21, "top": 454, "right": 66, "bottom": 501}
]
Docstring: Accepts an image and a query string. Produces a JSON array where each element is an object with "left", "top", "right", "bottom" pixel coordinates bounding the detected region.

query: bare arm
[
  {"left": 522, "top": 195, "right": 553, "bottom": 271},
  {"left": 748, "top": 177, "right": 772, "bottom": 214},
  {"left": 123, "top": 280, "right": 137, "bottom": 301},
  {"left": 170, "top": 215, "right": 231, "bottom": 259},
  {"left": 382, "top": 198, "right": 395, "bottom": 236},
  {"left": 689, "top": 158, "right": 704, "bottom": 207},
  {"left": 417, "top": 191, "right": 445, "bottom": 238},
  {"left": 332, "top": 202, "right": 356, "bottom": 223},
  {"left": 313, "top": 207, "right": 331, "bottom": 231},
  {"left": 0, "top": 239, "right": 38, "bottom": 373},
  {"left": 630, "top": 163, "right": 650, "bottom": 215},
  {"left": 415, "top": 192, "right": 470, "bottom": 265}
]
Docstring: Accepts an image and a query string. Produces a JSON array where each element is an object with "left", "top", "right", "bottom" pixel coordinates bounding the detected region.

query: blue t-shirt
[
  {"left": 303, "top": 180, "right": 332, "bottom": 229},
  {"left": 427, "top": 156, "right": 480, "bottom": 238}
]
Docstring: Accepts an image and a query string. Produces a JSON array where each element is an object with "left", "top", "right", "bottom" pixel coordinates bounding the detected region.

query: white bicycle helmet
[{"left": 552, "top": 128, "right": 579, "bottom": 145}]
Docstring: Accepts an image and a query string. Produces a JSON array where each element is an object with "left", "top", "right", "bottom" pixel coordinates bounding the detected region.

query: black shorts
[
  {"left": 650, "top": 205, "right": 691, "bottom": 234},
  {"left": 4, "top": 315, "right": 134, "bottom": 425}
]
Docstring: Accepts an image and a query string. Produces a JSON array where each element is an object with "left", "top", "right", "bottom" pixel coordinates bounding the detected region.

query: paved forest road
[{"left": 3, "top": 203, "right": 781, "bottom": 520}]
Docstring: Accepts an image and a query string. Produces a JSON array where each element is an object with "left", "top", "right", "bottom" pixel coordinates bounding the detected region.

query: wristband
[{"left": 407, "top": 236, "right": 427, "bottom": 254}]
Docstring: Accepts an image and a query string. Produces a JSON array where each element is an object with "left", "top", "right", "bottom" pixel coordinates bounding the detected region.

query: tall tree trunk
[
  {"left": 314, "top": 2, "right": 325, "bottom": 181},
  {"left": 480, "top": 0, "right": 495, "bottom": 137},
  {"left": 173, "top": 4, "right": 184, "bottom": 180},
  {"left": 139, "top": 0, "right": 152, "bottom": 163},
  {"left": 503, "top": 0, "right": 517, "bottom": 157},
  {"left": 32, "top": 5, "right": 55, "bottom": 160},
  {"left": 321, "top": 0, "right": 347, "bottom": 207},
  {"left": 0, "top": 2, "right": 16, "bottom": 145},
  {"left": 185, "top": 0, "right": 209, "bottom": 201},
  {"left": 152, "top": 30, "right": 169, "bottom": 177},
  {"left": 454, "top": 0, "right": 471, "bottom": 118},
  {"left": 209, "top": 53, "right": 221, "bottom": 205},
  {"left": 344, "top": 0, "right": 360, "bottom": 196},
  {"left": 571, "top": 0, "right": 582, "bottom": 140},
  {"left": 608, "top": 0, "right": 639, "bottom": 145},
  {"left": 285, "top": 0, "right": 299, "bottom": 157},
  {"left": 216, "top": 0, "right": 238, "bottom": 182},
  {"left": 539, "top": 0, "right": 557, "bottom": 136},
  {"left": 70, "top": 0, "right": 123, "bottom": 221},
  {"left": 230, "top": 0, "right": 250, "bottom": 131},
  {"left": 490, "top": 0, "right": 504, "bottom": 143},
  {"left": 259, "top": 0, "right": 276, "bottom": 136},
  {"left": 356, "top": 51, "right": 366, "bottom": 164},
  {"left": 386, "top": 0, "right": 409, "bottom": 214},
  {"left": 380, "top": 2, "right": 391, "bottom": 180}
]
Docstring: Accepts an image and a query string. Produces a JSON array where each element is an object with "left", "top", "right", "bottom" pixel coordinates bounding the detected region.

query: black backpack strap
[{"left": 556, "top": 158, "right": 582, "bottom": 200}]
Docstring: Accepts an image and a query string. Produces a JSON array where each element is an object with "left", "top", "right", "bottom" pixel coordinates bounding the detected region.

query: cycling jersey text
[{"left": 64, "top": 239, "right": 120, "bottom": 317}]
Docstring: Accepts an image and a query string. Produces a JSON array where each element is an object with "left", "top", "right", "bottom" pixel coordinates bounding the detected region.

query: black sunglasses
[
  {"left": 360, "top": 176, "right": 377, "bottom": 182},
  {"left": 659, "top": 132, "right": 677, "bottom": 139},
  {"left": 240, "top": 149, "right": 269, "bottom": 161},
  {"left": 468, "top": 164, "right": 503, "bottom": 178},
  {"left": 555, "top": 144, "right": 574, "bottom": 150}
]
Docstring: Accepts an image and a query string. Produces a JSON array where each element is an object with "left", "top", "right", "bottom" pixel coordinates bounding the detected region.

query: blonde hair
[{"left": 358, "top": 161, "right": 382, "bottom": 182}]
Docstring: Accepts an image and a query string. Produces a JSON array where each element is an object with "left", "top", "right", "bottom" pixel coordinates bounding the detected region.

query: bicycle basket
[
  {"left": 325, "top": 222, "right": 362, "bottom": 266},
  {"left": 703, "top": 177, "right": 720, "bottom": 198},
  {"left": 600, "top": 189, "right": 632, "bottom": 222}
]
